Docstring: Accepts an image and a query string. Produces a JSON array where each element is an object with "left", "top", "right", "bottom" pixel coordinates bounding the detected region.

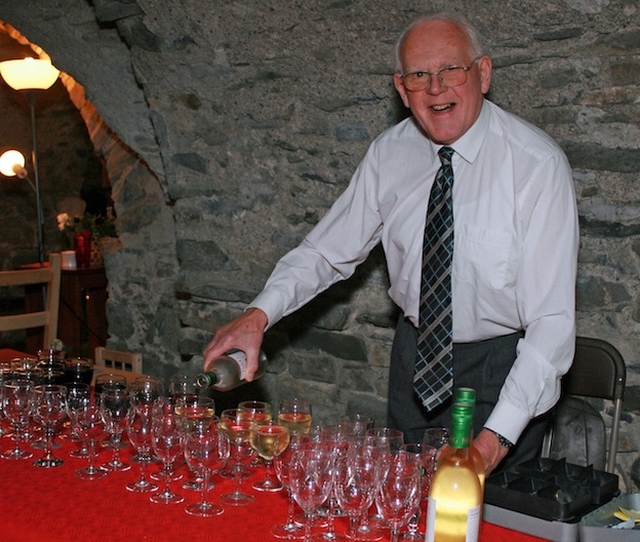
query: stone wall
[{"left": 1, "top": 0, "right": 638, "bottom": 488}]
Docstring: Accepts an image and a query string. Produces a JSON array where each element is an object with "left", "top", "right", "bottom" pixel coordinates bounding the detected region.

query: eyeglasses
[{"left": 401, "top": 58, "right": 480, "bottom": 91}]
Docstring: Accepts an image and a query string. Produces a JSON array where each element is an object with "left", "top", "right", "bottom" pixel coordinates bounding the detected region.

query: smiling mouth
[{"left": 431, "top": 103, "right": 453, "bottom": 112}]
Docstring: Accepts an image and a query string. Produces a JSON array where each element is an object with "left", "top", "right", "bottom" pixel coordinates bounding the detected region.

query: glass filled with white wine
[
  {"left": 277, "top": 397, "right": 312, "bottom": 437},
  {"left": 250, "top": 420, "right": 290, "bottom": 492}
]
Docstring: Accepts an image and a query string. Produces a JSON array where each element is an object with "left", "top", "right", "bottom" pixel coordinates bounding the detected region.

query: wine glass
[
  {"left": 219, "top": 408, "right": 256, "bottom": 506},
  {"left": 289, "top": 442, "right": 335, "bottom": 542},
  {"left": 2, "top": 378, "right": 34, "bottom": 460},
  {"left": 400, "top": 443, "right": 430, "bottom": 540},
  {"left": 65, "top": 383, "right": 91, "bottom": 452},
  {"left": 250, "top": 420, "right": 290, "bottom": 492},
  {"left": 333, "top": 445, "right": 381, "bottom": 540},
  {"left": 183, "top": 422, "right": 230, "bottom": 517},
  {"left": 174, "top": 395, "right": 216, "bottom": 490},
  {"left": 237, "top": 399, "right": 272, "bottom": 471},
  {"left": 99, "top": 385, "right": 132, "bottom": 471},
  {"left": 278, "top": 397, "right": 312, "bottom": 437},
  {"left": 63, "top": 357, "right": 94, "bottom": 386},
  {"left": 270, "top": 433, "right": 307, "bottom": 540},
  {"left": 375, "top": 451, "right": 422, "bottom": 542},
  {"left": 75, "top": 399, "right": 108, "bottom": 480},
  {"left": 125, "top": 404, "right": 159, "bottom": 493},
  {"left": 168, "top": 374, "right": 197, "bottom": 403},
  {"left": 131, "top": 375, "right": 164, "bottom": 409},
  {"left": 94, "top": 373, "right": 128, "bottom": 451},
  {"left": 339, "top": 413, "right": 373, "bottom": 440},
  {"left": 31, "top": 384, "right": 67, "bottom": 467},
  {"left": 150, "top": 398, "right": 185, "bottom": 504}
]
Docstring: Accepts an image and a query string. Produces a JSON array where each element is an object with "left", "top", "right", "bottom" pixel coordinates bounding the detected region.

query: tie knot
[{"left": 438, "top": 146, "right": 454, "bottom": 165}]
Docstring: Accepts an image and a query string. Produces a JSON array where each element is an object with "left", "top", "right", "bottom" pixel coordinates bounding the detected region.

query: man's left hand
[{"left": 474, "top": 428, "right": 510, "bottom": 475}]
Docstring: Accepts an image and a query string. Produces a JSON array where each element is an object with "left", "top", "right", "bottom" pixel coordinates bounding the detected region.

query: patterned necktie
[{"left": 414, "top": 146, "right": 455, "bottom": 412}]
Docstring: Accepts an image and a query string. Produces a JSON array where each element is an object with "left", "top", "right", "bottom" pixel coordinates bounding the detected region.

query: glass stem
[
  {"left": 111, "top": 433, "right": 122, "bottom": 464},
  {"left": 232, "top": 463, "right": 242, "bottom": 495},
  {"left": 285, "top": 488, "right": 297, "bottom": 526},
  {"left": 200, "top": 469, "right": 211, "bottom": 505}
]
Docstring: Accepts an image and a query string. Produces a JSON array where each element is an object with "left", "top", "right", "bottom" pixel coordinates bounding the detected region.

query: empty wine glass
[
  {"left": 376, "top": 451, "right": 422, "bottom": 542},
  {"left": 168, "top": 374, "right": 197, "bottom": 403},
  {"left": 75, "top": 399, "right": 108, "bottom": 480},
  {"left": 183, "top": 422, "right": 230, "bottom": 517},
  {"left": 270, "top": 433, "right": 306, "bottom": 539},
  {"left": 31, "top": 384, "right": 67, "bottom": 467},
  {"left": 2, "top": 378, "right": 34, "bottom": 460},
  {"left": 219, "top": 408, "right": 256, "bottom": 506},
  {"left": 94, "top": 373, "right": 128, "bottom": 451},
  {"left": 237, "top": 399, "right": 272, "bottom": 471},
  {"left": 339, "top": 413, "right": 373, "bottom": 440},
  {"left": 150, "top": 398, "right": 185, "bottom": 504},
  {"left": 401, "top": 443, "right": 430, "bottom": 540},
  {"left": 250, "top": 420, "right": 290, "bottom": 492},
  {"left": 65, "top": 382, "right": 91, "bottom": 453},
  {"left": 100, "top": 385, "right": 132, "bottom": 471},
  {"left": 289, "top": 442, "right": 335, "bottom": 542},
  {"left": 174, "top": 395, "right": 216, "bottom": 490},
  {"left": 333, "top": 445, "right": 381, "bottom": 540},
  {"left": 126, "top": 404, "right": 159, "bottom": 493},
  {"left": 131, "top": 375, "right": 164, "bottom": 409}
]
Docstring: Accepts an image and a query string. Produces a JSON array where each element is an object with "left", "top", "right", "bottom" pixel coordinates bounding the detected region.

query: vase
[{"left": 73, "top": 230, "right": 92, "bottom": 269}]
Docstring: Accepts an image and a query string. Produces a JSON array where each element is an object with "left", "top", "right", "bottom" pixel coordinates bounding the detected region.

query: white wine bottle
[
  {"left": 194, "top": 349, "right": 267, "bottom": 392},
  {"left": 437, "top": 387, "right": 486, "bottom": 489},
  {"left": 426, "top": 401, "right": 483, "bottom": 542}
]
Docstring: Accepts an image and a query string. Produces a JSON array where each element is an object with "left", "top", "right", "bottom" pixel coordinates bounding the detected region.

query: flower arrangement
[{"left": 57, "top": 208, "right": 117, "bottom": 248}]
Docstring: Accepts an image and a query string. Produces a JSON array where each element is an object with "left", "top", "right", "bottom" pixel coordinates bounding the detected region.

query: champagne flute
[
  {"left": 150, "top": 398, "right": 185, "bottom": 504},
  {"left": 375, "top": 451, "right": 422, "bottom": 542},
  {"left": 250, "top": 419, "right": 290, "bottom": 492},
  {"left": 99, "top": 385, "right": 132, "bottom": 471},
  {"left": 289, "top": 442, "right": 335, "bottom": 542},
  {"left": 125, "top": 405, "right": 159, "bottom": 493},
  {"left": 31, "top": 384, "right": 67, "bottom": 467},
  {"left": 2, "top": 378, "right": 34, "bottom": 460},
  {"left": 183, "top": 423, "right": 230, "bottom": 517},
  {"left": 278, "top": 397, "right": 312, "bottom": 436},
  {"left": 219, "top": 408, "right": 256, "bottom": 506},
  {"left": 75, "top": 399, "right": 108, "bottom": 480}
]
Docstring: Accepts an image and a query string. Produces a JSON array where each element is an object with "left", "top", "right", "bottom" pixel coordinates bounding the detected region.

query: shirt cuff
[
  {"left": 246, "top": 290, "right": 287, "bottom": 331},
  {"left": 484, "top": 399, "right": 531, "bottom": 446}
]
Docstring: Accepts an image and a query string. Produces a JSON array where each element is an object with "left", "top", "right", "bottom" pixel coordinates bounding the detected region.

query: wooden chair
[
  {"left": 94, "top": 346, "right": 143, "bottom": 374},
  {"left": 540, "top": 336, "right": 626, "bottom": 473},
  {"left": 0, "top": 253, "right": 62, "bottom": 349}
]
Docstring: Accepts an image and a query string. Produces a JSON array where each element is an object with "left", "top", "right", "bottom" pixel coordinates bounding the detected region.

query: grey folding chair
[{"left": 540, "top": 336, "right": 626, "bottom": 473}]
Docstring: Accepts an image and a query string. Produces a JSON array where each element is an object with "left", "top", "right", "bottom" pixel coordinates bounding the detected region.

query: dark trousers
[{"left": 387, "top": 316, "right": 549, "bottom": 471}]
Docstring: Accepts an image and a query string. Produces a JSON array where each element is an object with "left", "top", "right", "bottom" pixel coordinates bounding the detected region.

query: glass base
[
  {"left": 101, "top": 459, "right": 131, "bottom": 472},
  {"left": 270, "top": 522, "right": 305, "bottom": 539},
  {"left": 126, "top": 479, "right": 159, "bottom": 493},
  {"left": 2, "top": 447, "right": 33, "bottom": 460},
  {"left": 219, "top": 466, "right": 251, "bottom": 480},
  {"left": 252, "top": 479, "right": 283, "bottom": 492},
  {"left": 34, "top": 456, "right": 64, "bottom": 468},
  {"left": 75, "top": 466, "right": 108, "bottom": 481},
  {"left": 69, "top": 446, "right": 90, "bottom": 459},
  {"left": 185, "top": 502, "right": 224, "bottom": 517},
  {"left": 219, "top": 491, "right": 254, "bottom": 507},
  {"left": 150, "top": 491, "right": 184, "bottom": 505}
]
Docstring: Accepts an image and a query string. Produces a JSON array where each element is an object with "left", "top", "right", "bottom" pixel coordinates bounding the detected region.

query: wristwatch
[{"left": 488, "top": 429, "right": 514, "bottom": 449}]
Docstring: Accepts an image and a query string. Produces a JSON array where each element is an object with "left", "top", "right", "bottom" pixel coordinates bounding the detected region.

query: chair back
[
  {"left": 94, "top": 346, "right": 142, "bottom": 374},
  {"left": 541, "top": 336, "right": 626, "bottom": 473},
  {"left": 0, "top": 253, "right": 62, "bottom": 348}
]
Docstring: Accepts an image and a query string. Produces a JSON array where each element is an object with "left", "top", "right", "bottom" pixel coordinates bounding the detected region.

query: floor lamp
[{"left": 0, "top": 57, "right": 60, "bottom": 267}]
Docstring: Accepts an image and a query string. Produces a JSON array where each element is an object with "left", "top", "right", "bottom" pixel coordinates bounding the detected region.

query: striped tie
[{"left": 414, "top": 146, "right": 455, "bottom": 411}]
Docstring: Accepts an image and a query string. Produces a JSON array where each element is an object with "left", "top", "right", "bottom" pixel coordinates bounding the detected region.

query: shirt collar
[{"left": 431, "top": 99, "right": 490, "bottom": 164}]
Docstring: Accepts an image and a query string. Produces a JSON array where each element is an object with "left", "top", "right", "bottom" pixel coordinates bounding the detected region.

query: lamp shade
[
  {"left": 0, "top": 149, "right": 27, "bottom": 177},
  {"left": 0, "top": 57, "right": 60, "bottom": 91}
]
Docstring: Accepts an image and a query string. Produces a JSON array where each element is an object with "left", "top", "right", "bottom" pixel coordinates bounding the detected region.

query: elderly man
[{"left": 203, "top": 12, "right": 578, "bottom": 474}]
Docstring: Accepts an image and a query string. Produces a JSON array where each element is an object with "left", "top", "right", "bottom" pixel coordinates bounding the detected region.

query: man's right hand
[{"left": 202, "top": 307, "right": 268, "bottom": 381}]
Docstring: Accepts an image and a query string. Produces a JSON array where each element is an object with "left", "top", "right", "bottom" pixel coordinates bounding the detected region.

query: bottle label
[
  {"left": 227, "top": 350, "right": 248, "bottom": 381},
  {"left": 425, "top": 498, "right": 481, "bottom": 542}
]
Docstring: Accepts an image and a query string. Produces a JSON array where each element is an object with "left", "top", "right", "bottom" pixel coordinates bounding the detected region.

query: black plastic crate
[{"left": 484, "top": 458, "right": 619, "bottom": 522}]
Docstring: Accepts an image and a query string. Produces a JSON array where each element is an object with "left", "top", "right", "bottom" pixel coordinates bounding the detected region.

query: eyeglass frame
[{"left": 400, "top": 57, "right": 481, "bottom": 91}]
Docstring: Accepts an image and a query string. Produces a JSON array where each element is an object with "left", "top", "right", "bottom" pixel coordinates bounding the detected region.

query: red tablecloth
[
  {"left": 0, "top": 348, "right": 549, "bottom": 542},
  {"left": 0, "top": 438, "right": 550, "bottom": 542}
]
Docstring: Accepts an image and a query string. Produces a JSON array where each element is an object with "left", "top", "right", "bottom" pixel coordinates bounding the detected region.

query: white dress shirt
[{"left": 250, "top": 100, "right": 579, "bottom": 443}]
